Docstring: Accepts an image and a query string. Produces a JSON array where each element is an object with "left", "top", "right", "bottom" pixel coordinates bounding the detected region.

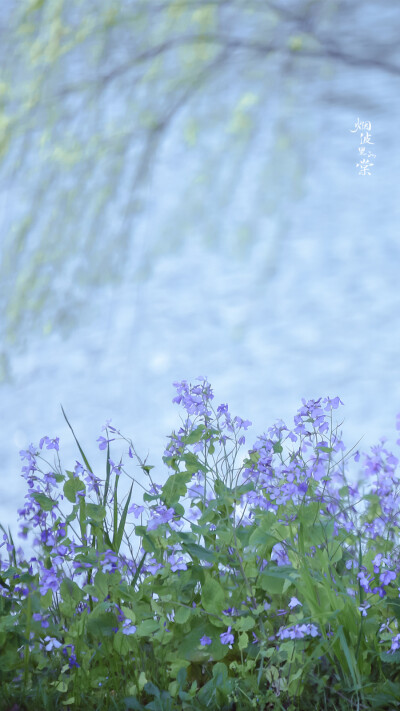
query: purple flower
[
  {"left": 168, "top": 555, "right": 187, "bottom": 572},
  {"left": 62, "top": 644, "right": 80, "bottom": 668},
  {"left": 390, "top": 633, "right": 400, "bottom": 653},
  {"left": 357, "top": 570, "right": 373, "bottom": 593},
  {"left": 39, "top": 567, "right": 61, "bottom": 596},
  {"left": 122, "top": 620, "right": 137, "bottom": 636},
  {"left": 172, "top": 377, "right": 214, "bottom": 417},
  {"left": 108, "top": 458, "right": 122, "bottom": 476},
  {"left": 324, "top": 396, "right": 344, "bottom": 411},
  {"left": 20, "top": 444, "right": 37, "bottom": 461},
  {"left": 147, "top": 505, "right": 175, "bottom": 531},
  {"left": 277, "top": 623, "right": 319, "bottom": 640},
  {"left": 288, "top": 596, "right": 302, "bottom": 609},
  {"left": 358, "top": 602, "right": 371, "bottom": 617},
  {"left": 144, "top": 557, "right": 163, "bottom": 576},
  {"left": 97, "top": 436, "right": 115, "bottom": 450},
  {"left": 101, "top": 549, "right": 119, "bottom": 574},
  {"left": 39, "top": 436, "right": 60, "bottom": 451},
  {"left": 102, "top": 420, "right": 117, "bottom": 433},
  {"left": 234, "top": 417, "right": 252, "bottom": 430},
  {"left": 380, "top": 570, "right": 397, "bottom": 586},
  {"left": 220, "top": 626, "right": 234, "bottom": 647},
  {"left": 128, "top": 503, "right": 145, "bottom": 518},
  {"left": 42, "top": 636, "right": 62, "bottom": 652},
  {"left": 32, "top": 612, "right": 49, "bottom": 628},
  {"left": 200, "top": 635, "right": 212, "bottom": 646}
]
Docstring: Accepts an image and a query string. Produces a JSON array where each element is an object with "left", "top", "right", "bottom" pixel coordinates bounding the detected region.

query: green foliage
[{"left": 2, "top": 394, "right": 400, "bottom": 710}]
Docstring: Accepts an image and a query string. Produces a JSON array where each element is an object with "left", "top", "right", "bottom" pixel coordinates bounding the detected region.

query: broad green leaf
[
  {"left": 161, "top": 471, "right": 192, "bottom": 507},
  {"left": 60, "top": 578, "right": 84, "bottom": 605},
  {"left": 201, "top": 576, "right": 225, "bottom": 616},
  {"left": 259, "top": 566, "right": 299, "bottom": 595},
  {"left": 182, "top": 452, "right": 207, "bottom": 473},
  {"left": 182, "top": 542, "right": 217, "bottom": 564},
  {"left": 183, "top": 425, "right": 205, "bottom": 444},
  {"left": 235, "top": 616, "right": 255, "bottom": 632},
  {"left": 113, "top": 629, "right": 134, "bottom": 656},
  {"left": 53, "top": 680, "right": 68, "bottom": 692},
  {"left": 135, "top": 618, "right": 160, "bottom": 637},
  {"left": 93, "top": 570, "right": 109, "bottom": 600},
  {"left": 31, "top": 492, "right": 56, "bottom": 511},
  {"left": 86, "top": 608, "right": 118, "bottom": 638},
  {"left": 63, "top": 478, "right": 86, "bottom": 504},
  {"left": 85, "top": 502, "right": 106, "bottom": 524},
  {"left": 238, "top": 631, "right": 249, "bottom": 650},
  {"left": 248, "top": 528, "right": 276, "bottom": 549},
  {"left": 175, "top": 606, "right": 191, "bottom": 624}
]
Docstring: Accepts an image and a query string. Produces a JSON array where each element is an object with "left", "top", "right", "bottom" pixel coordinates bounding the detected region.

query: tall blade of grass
[
  {"left": 113, "top": 468, "right": 119, "bottom": 545},
  {"left": 60, "top": 404, "right": 93, "bottom": 474},
  {"left": 0, "top": 524, "right": 12, "bottom": 588},
  {"left": 99, "top": 441, "right": 115, "bottom": 550},
  {"left": 113, "top": 482, "right": 134, "bottom": 555},
  {"left": 130, "top": 551, "right": 147, "bottom": 590},
  {"left": 102, "top": 441, "right": 111, "bottom": 508},
  {"left": 0, "top": 523, "right": 17, "bottom": 568},
  {"left": 336, "top": 624, "right": 361, "bottom": 692}
]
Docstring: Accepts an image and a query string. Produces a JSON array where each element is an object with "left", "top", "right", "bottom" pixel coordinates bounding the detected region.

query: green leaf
[
  {"left": 248, "top": 528, "right": 276, "bottom": 549},
  {"left": 201, "top": 576, "right": 225, "bottom": 616},
  {"left": 235, "top": 616, "right": 255, "bottom": 632},
  {"left": 182, "top": 542, "right": 217, "bottom": 564},
  {"left": 238, "top": 631, "right": 249, "bottom": 650},
  {"left": 113, "top": 629, "right": 134, "bottom": 656},
  {"left": 161, "top": 471, "right": 192, "bottom": 507},
  {"left": 143, "top": 682, "right": 160, "bottom": 698},
  {"left": 183, "top": 425, "right": 205, "bottom": 444},
  {"left": 63, "top": 478, "right": 86, "bottom": 504},
  {"left": 182, "top": 452, "right": 207, "bottom": 473},
  {"left": 121, "top": 697, "right": 145, "bottom": 710},
  {"left": 336, "top": 625, "right": 360, "bottom": 689},
  {"left": 93, "top": 570, "right": 109, "bottom": 601},
  {"left": 135, "top": 618, "right": 160, "bottom": 637},
  {"left": 113, "top": 482, "right": 133, "bottom": 554},
  {"left": 60, "top": 578, "right": 84, "bottom": 605},
  {"left": 385, "top": 597, "right": 400, "bottom": 623},
  {"left": 60, "top": 405, "right": 93, "bottom": 473},
  {"left": 103, "top": 441, "right": 111, "bottom": 507},
  {"left": 53, "top": 680, "right": 68, "bottom": 692},
  {"left": 31, "top": 492, "right": 56, "bottom": 511},
  {"left": 85, "top": 503, "right": 107, "bottom": 524},
  {"left": 175, "top": 606, "right": 191, "bottom": 624},
  {"left": 86, "top": 608, "right": 118, "bottom": 638},
  {"left": 259, "top": 566, "right": 299, "bottom": 595}
]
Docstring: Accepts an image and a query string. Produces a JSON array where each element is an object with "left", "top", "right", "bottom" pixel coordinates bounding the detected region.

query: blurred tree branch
[{"left": 0, "top": 0, "right": 394, "bottom": 362}]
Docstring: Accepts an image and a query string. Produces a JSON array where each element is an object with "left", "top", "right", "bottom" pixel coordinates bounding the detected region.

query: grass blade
[
  {"left": 102, "top": 441, "right": 111, "bottom": 508},
  {"left": 60, "top": 404, "right": 93, "bottom": 474},
  {"left": 113, "top": 482, "right": 134, "bottom": 554}
]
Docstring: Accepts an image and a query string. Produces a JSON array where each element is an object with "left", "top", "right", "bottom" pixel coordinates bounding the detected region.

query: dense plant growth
[{"left": 1, "top": 377, "right": 400, "bottom": 710}]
